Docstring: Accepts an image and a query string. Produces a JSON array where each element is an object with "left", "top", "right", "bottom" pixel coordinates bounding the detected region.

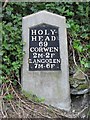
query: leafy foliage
[
  {"left": 2, "top": 2, "right": 90, "bottom": 99},
  {"left": 23, "top": 90, "right": 45, "bottom": 103}
]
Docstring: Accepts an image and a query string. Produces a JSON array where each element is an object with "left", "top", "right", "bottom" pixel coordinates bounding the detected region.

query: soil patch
[{"left": 0, "top": 92, "right": 90, "bottom": 119}]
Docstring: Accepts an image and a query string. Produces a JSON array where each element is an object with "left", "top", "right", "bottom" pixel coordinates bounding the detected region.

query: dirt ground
[{"left": 0, "top": 92, "right": 90, "bottom": 119}]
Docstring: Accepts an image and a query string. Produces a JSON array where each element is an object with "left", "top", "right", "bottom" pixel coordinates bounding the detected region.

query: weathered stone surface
[{"left": 22, "top": 10, "right": 71, "bottom": 111}]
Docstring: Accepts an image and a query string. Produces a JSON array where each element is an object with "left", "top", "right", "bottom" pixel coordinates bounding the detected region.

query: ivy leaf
[
  {"left": 85, "top": 61, "right": 90, "bottom": 68},
  {"left": 4, "top": 94, "right": 13, "bottom": 100}
]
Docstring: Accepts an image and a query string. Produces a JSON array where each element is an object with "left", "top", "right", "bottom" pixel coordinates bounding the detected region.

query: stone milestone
[{"left": 22, "top": 10, "right": 71, "bottom": 111}]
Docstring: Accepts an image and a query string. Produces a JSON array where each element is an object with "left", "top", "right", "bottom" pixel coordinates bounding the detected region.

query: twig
[
  {"left": 5, "top": 83, "right": 19, "bottom": 116},
  {"left": 77, "top": 106, "right": 88, "bottom": 117},
  {"left": 3, "top": 0, "right": 9, "bottom": 8},
  {"left": 0, "top": 83, "right": 6, "bottom": 118},
  {"left": 13, "top": 101, "right": 26, "bottom": 118},
  {"left": 0, "top": 100, "right": 5, "bottom": 118},
  {"left": 69, "top": 37, "right": 78, "bottom": 67},
  {"left": 9, "top": 80, "right": 53, "bottom": 118},
  {"left": 9, "top": 100, "right": 19, "bottom": 116}
]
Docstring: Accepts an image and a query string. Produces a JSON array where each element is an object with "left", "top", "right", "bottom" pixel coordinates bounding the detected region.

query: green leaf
[
  {"left": 0, "top": 51, "right": 3, "bottom": 56},
  {"left": 77, "top": 45, "right": 83, "bottom": 52},
  {"left": 81, "top": 33, "right": 88, "bottom": 39},
  {"left": 85, "top": 61, "right": 90, "bottom": 68},
  {"left": 4, "top": 94, "right": 13, "bottom": 100}
]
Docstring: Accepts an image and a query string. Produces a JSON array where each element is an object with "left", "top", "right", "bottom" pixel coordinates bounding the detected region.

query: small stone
[
  {"left": 72, "top": 109, "right": 75, "bottom": 113},
  {"left": 73, "top": 70, "right": 85, "bottom": 80},
  {"left": 82, "top": 114, "right": 86, "bottom": 118},
  {"left": 71, "top": 88, "right": 89, "bottom": 95}
]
